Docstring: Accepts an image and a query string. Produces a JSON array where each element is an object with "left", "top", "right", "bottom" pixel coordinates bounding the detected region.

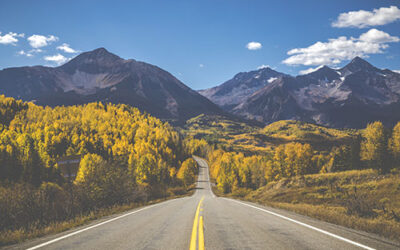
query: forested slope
[{"left": 0, "top": 95, "right": 204, "bottom": 245}]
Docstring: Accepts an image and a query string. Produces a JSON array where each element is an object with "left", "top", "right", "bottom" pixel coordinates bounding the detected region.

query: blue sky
[{"left": 0, "top": 0, "right": 399, "bottom": 90}]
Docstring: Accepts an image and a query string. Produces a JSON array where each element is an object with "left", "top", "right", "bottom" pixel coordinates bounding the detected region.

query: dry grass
[
  {"left": 222, "top": 169, "right": 400, "bottom": 242},
  {"left": 261, "top": 202, "right": 400, "bottom": 242}
]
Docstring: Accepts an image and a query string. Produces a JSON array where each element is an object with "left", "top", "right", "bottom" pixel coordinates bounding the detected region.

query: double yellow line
[{"left": 190, "top": 196, "right": 205, "bottom": 250}]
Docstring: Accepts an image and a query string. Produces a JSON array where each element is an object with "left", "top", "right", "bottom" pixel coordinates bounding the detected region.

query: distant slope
[
  {"left": 0, "top": 48, "right": 223, "bottom": 123},
  {"left": 198, "top": 67, "right": 286, "bottom": 110},
  {"left": 231, "top": 57, "right": 400, "bottom": 128},
  {"left": 263, "top": 120, "right": 353, "bottom": 142},
  {"left": 183, "top": 115, "right": 354, "bottom": 153}
]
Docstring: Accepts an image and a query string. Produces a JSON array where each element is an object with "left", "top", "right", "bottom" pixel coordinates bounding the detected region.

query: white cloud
[
  {"left": 0, "top": 32, "right": 24, "bottom": 45},
  {"left": 28, "top": 34, "right": 58, "bottom": 48},
  {"left": 332, "top": 6, "right": 400, "bottom": 28},
  {"left": 17, "top": 50, "right": 33, "bottom": 57},
  {"left": 359, "top": 28, "right": 400, "bottom": 43},
  {"left": 17, "top": 48, "right": 44, "bottom": 58},
  {"left": 393, "top": 70, "right": 400, "bottom": 74},
  {"left": 30, "top": 48, "right": 43, "bottom": 53},
  {"left": 257, "top": 64, "right": 270, "bottom": 69},
  {"left": 299, "top": 65, "right": 324, "bottom": 75},
  {"left": 57, "top": 43, "right": 78, "bottom": 53},
  {"left": 282, "top": 29, "right": 399, "bottom": 66},
  {"left": 44, "top": 53, "right": 69, "bottom": 65},
  {"left": 246, "top": 41, "right": 262, "bottom": 50},
  {"left": 199, "top": 64, "right": 204, "bottom": 68}
]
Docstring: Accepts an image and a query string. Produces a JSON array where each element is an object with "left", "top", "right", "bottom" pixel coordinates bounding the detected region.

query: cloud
[
  {"left": 332, "top": 6, "right": 400, "bottom": 28},
  {"left": 359, "top": 28, "right": 400, "bottom": 43},
  {"left": 299, "top": 65, "right": 324, "bottom": 75},
  {"left": 199, "top": 64, "right": 204, "bottom": 68},
  {"left": 393, "top": 70, "right": 400, "bottom": 74},
  {"left": 17, "top": 50, "right": 33, "bottom": 57},
  {"left": 44, "top": 53, "right": 69, "bottom": 65},
  {"left": 57, "top": 43, "right": 79, "bottom": 53},
  {"left": 28, "top": 34, "right": 58, "bottom": 48},
  {"left": 17, "top": 48, "right": 44, "bottom": 58},
  {"left": 0, "top": 32, "right": 24, "bottom": 45},
  {"left": 282, "top": 29, "right": 399, "bottom": 66},
  {"left": 246, "top": 41, "right": 262, "bottom": 50},
  {"left": 30, "top": 48, "right": 43, "bottom": 53},
  {"left": 257, "top": 64, "right": 270, "bottom": 69}
]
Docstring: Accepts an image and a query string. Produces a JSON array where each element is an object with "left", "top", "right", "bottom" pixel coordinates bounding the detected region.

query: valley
[{"left": 1, "top": 48, "right": 400, "bottom": 248}]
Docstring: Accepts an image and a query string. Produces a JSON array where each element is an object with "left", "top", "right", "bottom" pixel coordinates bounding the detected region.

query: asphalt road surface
[{"left": 9, "top": 156, "right": 399, "bottom": 250}]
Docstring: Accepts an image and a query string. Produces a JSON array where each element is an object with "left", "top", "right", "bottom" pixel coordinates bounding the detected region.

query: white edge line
[
  {"left": 223, "top": 198, "right": 375, "bottom": 250},
  {"left": 26, "top": 198, "right": 184, "bottom": 250}
]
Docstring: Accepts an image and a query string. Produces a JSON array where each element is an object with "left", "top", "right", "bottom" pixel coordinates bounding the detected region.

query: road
[{"left": 10, "top": 156, "right": 399, "bottom": 250}]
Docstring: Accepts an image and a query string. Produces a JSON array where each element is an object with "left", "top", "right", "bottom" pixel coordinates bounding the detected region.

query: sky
[{"left": 0, "top": 0, "right": 399, "bottom": 90}]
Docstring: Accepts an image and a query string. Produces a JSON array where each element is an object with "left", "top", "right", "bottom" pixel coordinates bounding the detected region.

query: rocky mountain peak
[
  {"left": 305, "top": 65, "right": 339, "bottom": 81},
  {"left": 59, "top": 47, "right": 126, "bottom": 74},
  {"left": 341, "top": 56, "right": 377, "bottom": 74}
]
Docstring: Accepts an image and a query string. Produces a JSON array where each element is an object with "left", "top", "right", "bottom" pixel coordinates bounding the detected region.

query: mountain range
[
  {"left": 1, "top": 48, "right": 400, "bottom": 128},
  {"left": 199, "top": 57, "right": 400, "bottom": 128},
  {"left": 0, "top": 48, "right": 223, "bottom": 123}
]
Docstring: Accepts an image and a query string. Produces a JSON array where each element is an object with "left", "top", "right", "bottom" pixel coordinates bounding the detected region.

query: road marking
[
  {"left": 26, "top": 198, "right": 186, "bottom": 250},
  {"left": 224, "top": 198, "right": 375, "bottom": 250},
  {"left": 190, "top": 196, "right": 204, "bottom": 250},
  {"left": 199, "top": 216, "right": 205, "bottom": 250}
]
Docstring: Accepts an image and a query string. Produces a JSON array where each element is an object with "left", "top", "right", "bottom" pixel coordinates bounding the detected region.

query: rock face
[
  {"left": 201, "top": 57, "right": 400, "bottom": 128},
  {"left": 198, "top": 67, "right": 286, "bottom": 110},
  {"left": 0, "top": 48, "right": 223, "bottom": 122}
]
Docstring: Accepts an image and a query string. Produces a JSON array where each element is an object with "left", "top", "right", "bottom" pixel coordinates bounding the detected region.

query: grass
[
  {"left": 217, "top": 169, "right": 400, "bottom": 243},
  {"left": 0, "top": 187, "right": 195, "bottom": 247}
]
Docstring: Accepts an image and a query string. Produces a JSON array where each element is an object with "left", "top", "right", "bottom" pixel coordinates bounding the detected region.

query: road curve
[{"left": 8, "top": 156, "right": 399, "bottom": 250}]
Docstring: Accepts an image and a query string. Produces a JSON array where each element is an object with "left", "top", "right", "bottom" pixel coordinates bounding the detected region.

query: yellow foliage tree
[{"left": 75, "top": 153, "right": 105, "bottom": 184}]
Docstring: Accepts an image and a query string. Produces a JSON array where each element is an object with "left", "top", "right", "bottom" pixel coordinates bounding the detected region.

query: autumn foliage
[{"left": 0, "top": 95, "right": 199, "bottom": 234}]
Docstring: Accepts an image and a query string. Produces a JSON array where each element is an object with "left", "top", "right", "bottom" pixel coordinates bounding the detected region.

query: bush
[{"left": 344, "top": 186, "right": 377, "bottom": 218}]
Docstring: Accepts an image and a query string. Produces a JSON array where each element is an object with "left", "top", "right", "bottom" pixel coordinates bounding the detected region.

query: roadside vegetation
[
  {"left": 0, "top": 95, "right": 203, "bottom": 246},
  {"left": 188, "top": 114, "right": 400, "bottom": 242},
  {"left": 244, "top": 169, "right": 400, "bottom": 241},
  {"left": 2, "top": 95, "right": 400, "bottom": 245}
]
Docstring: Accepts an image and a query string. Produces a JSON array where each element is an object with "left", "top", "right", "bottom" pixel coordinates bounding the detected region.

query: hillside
[
  {"left": 183, "top": 115, "right": 355, "bottom": 153},
  {"left": 263, "top": 120, "right": 355, "bottom": 146},
  {"left": 0, "top": 95, "right": 201, "bottom": 244}
]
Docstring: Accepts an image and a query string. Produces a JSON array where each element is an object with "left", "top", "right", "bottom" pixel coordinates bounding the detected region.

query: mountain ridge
[
  {"left": 0, "top": 48, "right": 224, "bottom": 123},
  {"left": 200, "top": 57, "right": 400, "bottom": 128}
]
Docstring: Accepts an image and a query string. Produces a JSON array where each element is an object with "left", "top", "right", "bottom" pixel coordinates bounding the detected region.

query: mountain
[
  {"left": 0, "top": 48, "right": 223, "bottom": 123},
  {"left": 210, "top": 57, "right": 400, "bottom": 128},
  {"left": 198, "top": 67, "right": 286, "bottom": 110}
]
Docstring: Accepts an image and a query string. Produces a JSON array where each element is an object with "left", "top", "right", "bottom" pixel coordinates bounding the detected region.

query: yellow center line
[
  {"left": 198, "top": 216, "right": 205, "bottom": 250},
  {"left": 189, "top": 196, "right": 204, "bottom": 250}
]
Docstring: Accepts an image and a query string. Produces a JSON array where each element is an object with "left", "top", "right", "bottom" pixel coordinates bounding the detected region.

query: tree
[
  {"left": 361, "top": 122, "right": 389, "bottom": 173},
  {"left": 389, "top": 122, "right": 400, "bottom": 167},
  {"left": 295, "top": 143, "right": 313, "bottom": 175},
  {"left": 323, "top": 146, "right": 347, "bottom": 173},
  {"left": 349, "top": 135, "right": 362, "bottom": 170},
  {"left": 177, "top": 158, "right": 197, "bottom": 187},
  {"left": 75, "top": 153, "right": 105, "bottom": 184},
  {"left": 17, "top": 134, "right": 42, "bottom": 185}
]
